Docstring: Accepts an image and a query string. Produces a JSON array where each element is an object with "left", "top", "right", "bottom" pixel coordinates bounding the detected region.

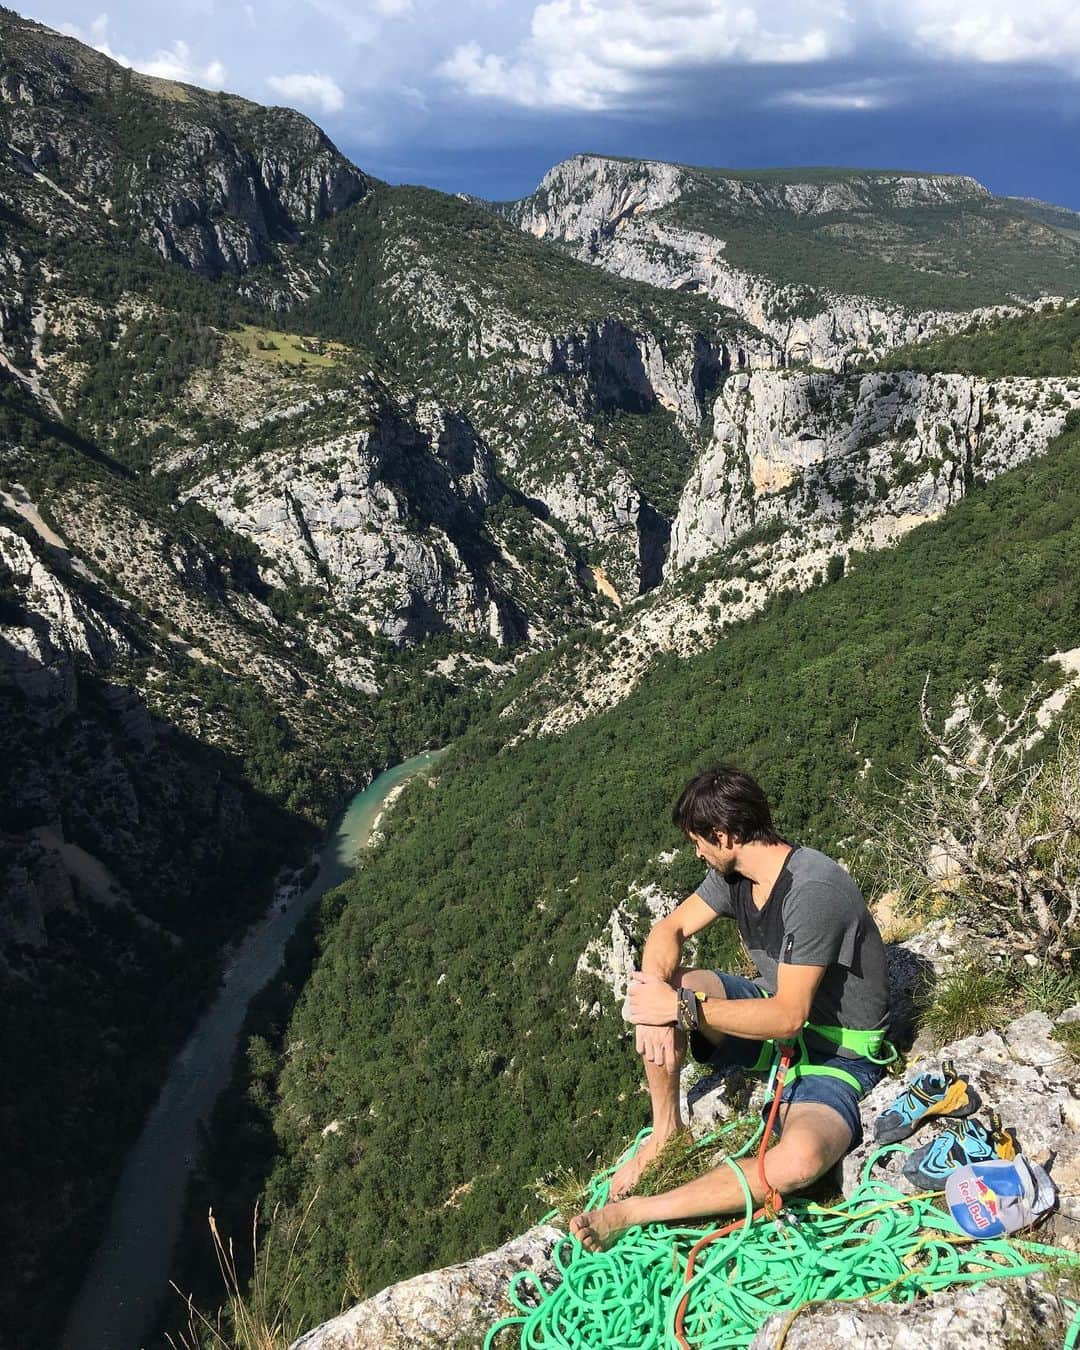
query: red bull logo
[{"left": 955, "top": 1175, "right": 998, "bottom": 1230}]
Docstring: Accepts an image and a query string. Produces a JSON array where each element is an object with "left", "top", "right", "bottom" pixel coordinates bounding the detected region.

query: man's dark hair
[{"left": 672, "top": 765, "right": 782, "bottom": 845}]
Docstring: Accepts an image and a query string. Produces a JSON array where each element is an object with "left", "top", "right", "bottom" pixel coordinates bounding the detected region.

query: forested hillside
[
  {"left": 877, "top": 299, "right": 1080, "bottom": 378},
  {"left": 659, "top": 166, "right": 1080, "bottom": 311},
  {"left": 179, "top": 415, "right": 1080, "bottom": 1335}
]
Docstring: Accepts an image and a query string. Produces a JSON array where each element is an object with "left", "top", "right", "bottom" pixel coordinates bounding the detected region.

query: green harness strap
[
  {"left": 744, "top": 1006, "right": 898, "bottom": 1096},
  {"left": 806, "top": 1021, "right": 898, "bottom": 1064}
]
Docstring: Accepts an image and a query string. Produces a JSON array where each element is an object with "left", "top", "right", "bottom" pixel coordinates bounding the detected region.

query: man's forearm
[
  {"left": 700, "top": 992, "right": 803, "bottom": 1042},
  {"left": 640, "top": 921, "right": 683, "bottom": 983}
]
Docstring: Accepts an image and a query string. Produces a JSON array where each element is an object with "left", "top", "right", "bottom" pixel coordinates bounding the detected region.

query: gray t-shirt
[{"left": 696, "top": 845, "right": 889, "bottom": 1055}]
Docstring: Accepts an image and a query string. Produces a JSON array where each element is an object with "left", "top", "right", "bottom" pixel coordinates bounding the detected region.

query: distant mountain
[{"left": 496, "top": 154, "right": 1080, "bottom": 367}]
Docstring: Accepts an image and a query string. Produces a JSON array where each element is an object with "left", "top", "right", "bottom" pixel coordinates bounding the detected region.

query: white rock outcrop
[
  {"left": 289, "top": 1225, "right": 561, "bottom": 1350},
  {"left": 748, "top": 1278, "right": 1070, "bottom": 1349}
]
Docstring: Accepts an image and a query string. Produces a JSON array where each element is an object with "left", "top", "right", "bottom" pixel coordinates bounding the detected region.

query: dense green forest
[
  {"left": 174, "top": 415, "right": 1080, "bottom": 1336},
  {"left": 659, "top": 174, "right": 1080, "bottom": 312},
  {"left": 876, "top": 299, "right": 1080, "bottom": 378}
]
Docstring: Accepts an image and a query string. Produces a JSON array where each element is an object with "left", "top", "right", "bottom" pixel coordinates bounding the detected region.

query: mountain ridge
[{"left": 497, "top": 152, "right": 1080, "bottom": 368}]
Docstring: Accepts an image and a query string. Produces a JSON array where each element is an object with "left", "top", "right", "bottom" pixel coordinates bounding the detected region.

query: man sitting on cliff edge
[{"left": 571, "top": 764, "right": 890, "bottom": 1251}]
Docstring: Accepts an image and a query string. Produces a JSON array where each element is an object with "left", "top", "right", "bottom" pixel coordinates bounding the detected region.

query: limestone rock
[
  {"left": 748, "top": 1277, "right": 1069, "bottom": 1350},
  {"left": 288, "top": 1225, "right": 561, "bottom": 1350},
  {"left": 575, "top": 875, "right": 680, "bottom": 1015},
  {"left": 501, "top": 154, "right": 1038, "bottom": 371},
  {"left": 841, "top": 1017, "right": 1080, "bottom": 1249}
]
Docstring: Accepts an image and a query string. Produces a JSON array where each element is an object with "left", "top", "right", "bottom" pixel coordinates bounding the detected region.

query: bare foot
[
  {"left": 570, "top": 1200, "right": 633, "bottom": 1252},
  {"left": 607, "top": 1127, "right": 684, "bottom": 1200}
]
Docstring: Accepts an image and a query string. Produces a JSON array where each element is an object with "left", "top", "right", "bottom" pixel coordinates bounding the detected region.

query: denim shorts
[{"left": 689, "top": 972, "right": 884, "bottom": 1148}]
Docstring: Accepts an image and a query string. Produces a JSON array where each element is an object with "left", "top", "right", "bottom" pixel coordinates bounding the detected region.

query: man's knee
[
  {"left": 765, "top": 1112, "right": 851, "bottom": 1190},
  {"left": 764, "top": 1135, "right": 834, "bottom": 1191},
  {"left": 675, "top": 968, "right": 728, "bottom": 999}
]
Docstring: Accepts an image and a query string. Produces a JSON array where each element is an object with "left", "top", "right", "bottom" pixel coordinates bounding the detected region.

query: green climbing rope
[{"left": 484, "top": 1123, "right": 1080, "bottom": 1350}]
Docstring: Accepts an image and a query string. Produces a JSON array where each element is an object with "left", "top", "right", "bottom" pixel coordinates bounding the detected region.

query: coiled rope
[{"left": 484, "top": 1068, "right": 1080, "bottom": 1349}]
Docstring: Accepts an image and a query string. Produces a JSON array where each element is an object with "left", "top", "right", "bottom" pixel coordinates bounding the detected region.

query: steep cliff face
[
  {"left": 501, "top": 154, "right": 690, "bottom": 242},
  {"left": 671, "top": 369, "right": 1067, "bottom": 565},
  {"left": 0, "top": 9, "right": 367, "bottom": 277},
  {"left": 564, "top": 216, "right": 952, "bottom": 371},
  {"left": 508, "top": 369, "right": 1080, "bottom": 736},
  {"left": 185, "top": 393, "right": 533, "bottom": 646},
  {"left": 268, "top": 184, "right": 774, "bottom": 602}
]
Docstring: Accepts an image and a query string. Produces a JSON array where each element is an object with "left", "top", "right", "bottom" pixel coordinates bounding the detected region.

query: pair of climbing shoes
[
  {"left": 901, "top": 1109, "right": 1019, "bottom": 1190},
  {"left": 873, "top": 1059, "right": 980, "bottom": 1144}
]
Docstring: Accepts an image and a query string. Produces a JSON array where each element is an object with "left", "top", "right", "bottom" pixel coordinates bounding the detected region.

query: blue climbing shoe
[
  {"left": 902, "top": 1111, "right": 1019, "bottom": 1191},
  {"left": 873, "top": 1059, "right": 981, "bottom": 1144}
]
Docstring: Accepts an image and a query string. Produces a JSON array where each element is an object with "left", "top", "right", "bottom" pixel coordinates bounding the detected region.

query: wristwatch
[{"left": 676, "top": 987, "right": 708, "bottom": 1032}]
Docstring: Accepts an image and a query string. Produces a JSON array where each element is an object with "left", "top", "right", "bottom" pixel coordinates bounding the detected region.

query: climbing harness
[
  {"left": 743, "top": 1018, "right": 898, "bottom": 1095},
  {"left": 483, "top": 1038, "right": 1080, "bottom": 1350}
]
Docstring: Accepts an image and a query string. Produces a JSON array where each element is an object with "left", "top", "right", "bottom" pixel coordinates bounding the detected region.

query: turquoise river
[{"left": 60, "top": 749, "right": 445, "bottom": 1350}]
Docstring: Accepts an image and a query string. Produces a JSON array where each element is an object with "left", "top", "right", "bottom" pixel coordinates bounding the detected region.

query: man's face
[{"left": 688, "top": 830, "right": 738, "bottom": 875}]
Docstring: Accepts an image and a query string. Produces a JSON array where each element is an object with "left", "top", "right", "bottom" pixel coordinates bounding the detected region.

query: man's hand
[
  {"left": 636, "top": 1023, "right": 679, "bottom": 1069},
  {"left": 627, "top": 971, "right": 679, "bottom": 1027}
]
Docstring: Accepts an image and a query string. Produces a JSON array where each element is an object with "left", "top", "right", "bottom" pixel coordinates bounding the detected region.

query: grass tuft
[
  {"left": 632, "top": 1118, "right": 762, "bottom": 1200},
  {"left": 167, "top": 1195, "right": 318, "bottom": 1350},
  {"left": 1040, "top": 1256, "right": 1080, "bottom": 1302},
  {"left": 1011, "top": 963, "right": 1080, "bottom": 1018},
  {"left": 918, "top": 959, "right": 1014, "bottom": 1045},
  {"left": 535, "top": 1164, "right": 594, "bottom": 1227},
  {"left": 1051, "top": 1021, "right": 1080, "bottom": 1065}
]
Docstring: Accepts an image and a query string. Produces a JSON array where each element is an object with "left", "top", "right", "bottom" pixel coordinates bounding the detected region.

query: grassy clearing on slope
[{"left": 229, "top": 325, "right": 345, "bottom": 369}]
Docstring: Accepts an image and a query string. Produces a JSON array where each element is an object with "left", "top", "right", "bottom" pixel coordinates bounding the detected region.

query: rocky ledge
[{"left": 289, "top": 923, "right": 1080, "bottom": 1348}]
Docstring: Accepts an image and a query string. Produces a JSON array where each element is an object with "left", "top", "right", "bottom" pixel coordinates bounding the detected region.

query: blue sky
[{"left": 30, "top": 1, "right": 1080, "bottom": 208}]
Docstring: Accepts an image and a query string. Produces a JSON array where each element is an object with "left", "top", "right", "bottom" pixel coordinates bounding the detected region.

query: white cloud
[
  {"left": 302, "top": 0, "right": 377, "bottom": 45},
  {"left": 55, "top": 12, "right": 130, "bottom": 63},
  {"left": 439, "top": 0, "right": 856, "bottom": 110},
  {"left": 55, "top": 14, "right": 227, "bottom": 87},
  {"left": 896, "top": 1, "right": 1080, "bottom": 67},
  {"left": 140, "top": 40, "right": 227, "bottom": 87},
  {"left": 439, "top": 0, "right": 1080, "bottom": 113},
  {"left": 372, "top": 0, "right": 413, "bottom": 15},
  {"left": 267, "top": 70, "right": 346, "bottom": 113},
  {"left": 773, "top": 83, "right": 888, "bottom": 112}
]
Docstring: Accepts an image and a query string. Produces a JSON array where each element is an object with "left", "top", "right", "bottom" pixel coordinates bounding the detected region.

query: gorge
[{"left": 2, "top": 7, "right": 1080, "bottom": 1347}]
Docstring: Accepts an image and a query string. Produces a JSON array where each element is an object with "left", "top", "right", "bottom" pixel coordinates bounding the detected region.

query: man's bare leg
[
  {"left": 607, "top": 968, "right": 731, "bottom": 1200},
  {"left": 574, "top": 1102, "right": 851, "bottom": 1250}
]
